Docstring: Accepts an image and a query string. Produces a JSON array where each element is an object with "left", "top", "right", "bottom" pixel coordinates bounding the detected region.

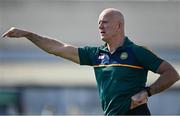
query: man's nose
[{"left": 99, "top": 23, "right": 104, "bottom": 29}]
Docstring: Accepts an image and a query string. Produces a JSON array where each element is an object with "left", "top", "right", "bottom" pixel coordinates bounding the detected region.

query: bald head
[
  {"left": 98, "top": 8, "right": 125, "bottom": 43},
  {"left": 99, "top": 8, "right": 124, "bottom": 25}
]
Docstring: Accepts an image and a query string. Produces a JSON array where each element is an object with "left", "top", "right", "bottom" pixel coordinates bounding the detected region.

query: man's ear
[
  {"left": 119, "top": 23, "right": 121, "bottom": 28},
  {"left": 119, "top": 22, "right": 123, "bottom": 28},
  {"left": 118, "top": 23, "right": 121, "bottom": 30}
]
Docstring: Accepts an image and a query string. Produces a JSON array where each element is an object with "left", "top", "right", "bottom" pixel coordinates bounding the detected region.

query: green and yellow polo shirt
[{"left": 78, "top": 37, "right": 163, "bottom": 115}]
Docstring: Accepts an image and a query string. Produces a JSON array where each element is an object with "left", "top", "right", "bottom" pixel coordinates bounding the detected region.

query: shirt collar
[{"left": 99, "top": 36, "right": 134, "bottom": 52}]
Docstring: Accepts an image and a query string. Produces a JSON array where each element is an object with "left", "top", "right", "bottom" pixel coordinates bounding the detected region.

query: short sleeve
[
  {"left": 132, "top": 45, "right": 163, "bottom": 73},
  {"left": 78, "top": 46, "right": 98, "bottom": 66}
]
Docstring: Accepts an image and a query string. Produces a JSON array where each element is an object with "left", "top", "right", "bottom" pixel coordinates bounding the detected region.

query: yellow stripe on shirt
[{"left": 93, "top": 64, "right": 144, "bottom": 69}]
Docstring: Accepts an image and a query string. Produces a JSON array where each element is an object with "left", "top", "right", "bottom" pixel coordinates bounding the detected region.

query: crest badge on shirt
[{"left": 120, "top": 52, "right": 128, "bottom": 60}]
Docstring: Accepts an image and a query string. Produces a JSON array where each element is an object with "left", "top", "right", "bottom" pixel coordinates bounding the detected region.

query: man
[{"left": 2, "top": 8, "right": 179, "bottom": 115}]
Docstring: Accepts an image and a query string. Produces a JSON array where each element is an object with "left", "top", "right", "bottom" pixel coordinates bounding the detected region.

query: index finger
[
  {"left": 1, "top": 31, "right": 8, "bottom": 38},
  {"left": 1, "top": 27, "right": 15, "bottom": 38}
]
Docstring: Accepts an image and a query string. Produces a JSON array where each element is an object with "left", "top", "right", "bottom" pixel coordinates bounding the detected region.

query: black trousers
[{"left": 125, "top": 103, "right": 151, "bottom": 115}]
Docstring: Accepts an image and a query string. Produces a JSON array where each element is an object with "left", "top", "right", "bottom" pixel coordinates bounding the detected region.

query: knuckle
[{"left": 11, "top": 27, "right": 15, "bottom": 30}]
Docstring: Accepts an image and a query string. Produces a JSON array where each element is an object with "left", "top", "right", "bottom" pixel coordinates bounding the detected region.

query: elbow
[
  {"left": 171, "top": 71, "right": 180, "bottom": 83},
  {"left": 173, "top": 68, "right": 180, "bottom": 82},
  {"left": 162, "top": 68, "right": 179, "bottom": 84},
  {"left": 176, "top": 75, "right": 180, "bottom": 81}
]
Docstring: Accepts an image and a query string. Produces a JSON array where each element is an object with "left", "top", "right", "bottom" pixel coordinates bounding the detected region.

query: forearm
[
  {"left": 149, "top": 62, "right": 180, "bottom": 95},
  {"left": 25, "top": 32, "right": 66, "bottom": 55}
]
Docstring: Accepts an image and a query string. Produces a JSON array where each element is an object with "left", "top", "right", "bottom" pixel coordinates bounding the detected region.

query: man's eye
[{"left": 103, "top": 21, "right": 108, "bottom": 24}]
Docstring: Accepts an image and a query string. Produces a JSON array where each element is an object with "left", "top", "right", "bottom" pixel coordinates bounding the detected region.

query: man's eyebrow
[{"left": 98, "top": 20, "right": 108, "bottom": 24}]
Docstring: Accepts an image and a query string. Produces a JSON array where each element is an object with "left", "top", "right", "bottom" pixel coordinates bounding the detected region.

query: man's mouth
[{"left": 100, "top": 31, "right": 106, "bottom": 34}]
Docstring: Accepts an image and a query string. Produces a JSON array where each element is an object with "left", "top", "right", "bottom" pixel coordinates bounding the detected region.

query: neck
[{"left": 107, "top": 35, "right": 125, "bottom": 53}]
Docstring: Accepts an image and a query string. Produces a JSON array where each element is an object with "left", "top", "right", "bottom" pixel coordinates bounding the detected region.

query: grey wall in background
[{"left": 0, "top": 0, "right": 180, "bottom": 48}]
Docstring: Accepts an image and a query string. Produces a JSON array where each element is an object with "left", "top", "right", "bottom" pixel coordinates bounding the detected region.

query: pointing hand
[{"left": 2, "top": 27, "right": 29, "bottom": 38}]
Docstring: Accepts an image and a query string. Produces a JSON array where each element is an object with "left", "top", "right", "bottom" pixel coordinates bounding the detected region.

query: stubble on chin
[{"left": 101, "top": 36, "right": 106, "bottom": 42}]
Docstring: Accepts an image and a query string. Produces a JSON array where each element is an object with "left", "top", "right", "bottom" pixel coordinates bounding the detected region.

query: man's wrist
[{"left": 144, "top": 87, "right": 152, "bottom": 97}]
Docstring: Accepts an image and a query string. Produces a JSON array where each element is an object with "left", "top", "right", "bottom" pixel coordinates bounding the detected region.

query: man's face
[{"left": 98, "top": 13, "right": 120, "bottom": 42}]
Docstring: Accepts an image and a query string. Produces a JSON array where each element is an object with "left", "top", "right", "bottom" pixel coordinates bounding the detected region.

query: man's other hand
[{"left": 130, "top": 90, "right": 148, "bottom": 109}]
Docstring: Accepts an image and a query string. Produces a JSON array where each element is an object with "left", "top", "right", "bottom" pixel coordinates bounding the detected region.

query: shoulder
[
  {"left": 78, "top": 46, "right": 100, "bottom": 65},
  {"left": 79, "top": 46, "right": 100, "bottom": 52},
  {"left": 78, "top": 45, "right": 101, "bottom": 57},
  {"left": 131, "top": 44, "right": 163, "bottom": 72},
  {"left": 131, "top": 44, "right": 157, "bottom": 56}
]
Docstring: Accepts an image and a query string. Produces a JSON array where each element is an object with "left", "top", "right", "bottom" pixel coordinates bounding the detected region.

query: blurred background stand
[{"left": 0, "top": 87, "right": 23, "bottom": 115}]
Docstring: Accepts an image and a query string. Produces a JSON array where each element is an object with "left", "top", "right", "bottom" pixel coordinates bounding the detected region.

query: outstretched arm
[
  {"left": 2, "top": 27, "right": 80, "bottom": 64},
  {"left": 130, "top": 61, "right": 179, "bottom": 109}
]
